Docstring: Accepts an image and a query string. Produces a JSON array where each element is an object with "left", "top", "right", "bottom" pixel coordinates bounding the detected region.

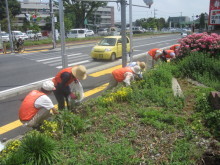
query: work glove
[{"left": 69, "top": 93, "right": 77, "bottom": 99}]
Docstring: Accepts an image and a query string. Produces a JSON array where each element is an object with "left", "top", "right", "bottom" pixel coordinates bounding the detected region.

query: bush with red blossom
[{"left": 177, "top": 32, "right": 220, "bottom": 58}]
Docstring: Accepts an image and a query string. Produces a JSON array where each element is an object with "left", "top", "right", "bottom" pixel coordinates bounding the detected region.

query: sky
[{"left": 108, "top": 0, "right": 210, "bottom": 22}]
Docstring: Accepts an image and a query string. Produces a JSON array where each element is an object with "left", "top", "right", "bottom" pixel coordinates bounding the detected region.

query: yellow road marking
[
  {"left": 0, "top": 120, "right": 23, "bottom": 134},
  {"left": 89, "top": 65, "right": 122, "bottom": 77},
  {"left": 84, "top": 83, "right": 108, "bottom": 97},
  {"left": 0, "top": 83, "right": 109, "bottom": 134},
  {"left": 0, "top": 84, "right": 110, "bottom": 135}
]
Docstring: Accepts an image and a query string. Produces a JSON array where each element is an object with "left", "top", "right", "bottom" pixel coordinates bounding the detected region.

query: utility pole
[
  {"left": 121, "top": 0, "right": 127, "bottom": 67},
  {"left": 129, "top": 0, "right": 133, "bottom": 62},
  {"left": 5, "top": 0, "right": 14, "bottom": 53},
  {"left": 58, "top": 0, "right": 68, "bottom": 68},
  {"left": 50, "top": 0, "right": 56, "bottom": 49},
  {"left": 180, "top": 12, "right": 182, "bottom": 29},
  {"left": 154, "top": 8, "right": 157, "bottom": 19}
]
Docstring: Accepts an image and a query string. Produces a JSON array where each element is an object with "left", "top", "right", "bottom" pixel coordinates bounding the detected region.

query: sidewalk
[{"left": 0, "top": 39, "right": 99, "bottom": 55}]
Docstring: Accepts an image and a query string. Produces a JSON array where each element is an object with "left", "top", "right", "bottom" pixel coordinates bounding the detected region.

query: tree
[
  {"left": 0, "top": 0, "right": 21, "bottom": 20},
  {"left": 199, "top": 13, "right": 205, "bottom": 29},
  {"left": 156, "top": 18, "right": 166, "bottom": 31},
  {"left": 60, "top": 0, "right": 107, "bottom": 28}
]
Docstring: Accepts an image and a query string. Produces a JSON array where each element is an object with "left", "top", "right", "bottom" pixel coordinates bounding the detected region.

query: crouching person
[
  {"left": 107, "top": 65, "right": 141, "bottom": 89},
  {"left": 19, "top": 80, "right": 59, "bottom": 128}
]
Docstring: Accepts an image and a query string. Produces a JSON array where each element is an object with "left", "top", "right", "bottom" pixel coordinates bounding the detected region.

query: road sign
[{"left": 209, "top": 0, "right": 220, "bottom": 25}]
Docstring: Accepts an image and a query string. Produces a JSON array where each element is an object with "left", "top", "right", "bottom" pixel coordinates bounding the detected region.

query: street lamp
[{"left": 129, "top": 0, "right": 153, "bottom": 62}]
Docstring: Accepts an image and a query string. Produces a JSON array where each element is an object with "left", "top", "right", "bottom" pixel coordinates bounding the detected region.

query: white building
[
  {"left": 14, "top": 0, "right": 115, "bottom": 29},
  {"left": 14, "top": 0, "right": 51, "bottom": 27}
]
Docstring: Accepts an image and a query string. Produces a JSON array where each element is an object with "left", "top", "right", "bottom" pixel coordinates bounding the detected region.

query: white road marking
[
  {"left": 133, "top": 39, "right": 177, "bottom": 48},
  {"left": 56, "top": 60, "right": 90, "bottom": 69},
  {"left": 37, "top": 53, "right": 82, "bottom": 62}
]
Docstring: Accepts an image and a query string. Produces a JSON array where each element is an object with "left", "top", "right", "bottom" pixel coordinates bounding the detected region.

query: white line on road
[
  {"left": 133, "top": 39, "right": 177, "bottom": 48},
  {"left": 37, "top": 53, "right": 82, "bottom": 62},
  {"left": 56, "top": 60, "right": 90, "bottom": 69}
]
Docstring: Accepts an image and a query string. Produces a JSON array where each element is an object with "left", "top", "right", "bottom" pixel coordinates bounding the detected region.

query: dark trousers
[{"left": 53, "top": 88, "right": 70, "bottom": 110}]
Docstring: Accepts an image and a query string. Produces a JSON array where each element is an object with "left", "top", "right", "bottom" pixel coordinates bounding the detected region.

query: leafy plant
[
  {"left": 3, "top": 131, "right": 59, "bottom": 165},
  {"left": 40, "top": 120, "right": 59, "bottom": 138},
  {"left": 55, "top": 109, "right": 90, "bottom": 135}
]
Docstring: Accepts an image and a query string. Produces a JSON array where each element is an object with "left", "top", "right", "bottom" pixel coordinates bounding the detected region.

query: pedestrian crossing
[{"left": 15, "top": 52, "right": 95, "bottom": 69}]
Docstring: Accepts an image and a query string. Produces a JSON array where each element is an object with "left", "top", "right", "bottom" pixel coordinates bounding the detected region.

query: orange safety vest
[
  {"left": 19, "top": 90, "right": 45, "bottom": 121},
  {"left": 52, "top": 67, "right": 77, "bottom": 86},
  {"left": 112, "top": 67, "right": 133, "bottom": 82},
  {"left": 170, "top": 44, "right": 180, "bottom": 50},
  {"left": 148, "top": 48, "right": 162, "bottom": 59},
  {"left": 164, "top": 50, "right": 175, "bottom": 58}
]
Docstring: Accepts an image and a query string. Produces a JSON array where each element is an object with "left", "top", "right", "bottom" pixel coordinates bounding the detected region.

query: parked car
[
  {"left": 97, "top": 28, "right": 108, "bottom": 36},
  {"left": 86, "top": 30, "right": 94, "bottom": 37},
  {"left": 36, "top": 32, "right": 42, "bottom": 38},
  {"left": 90, "top": 36, "right": 130, "bottom": 61},
  {"left": 22, "top": 33, "right": 29, "bottom": 40},
  {"left": 67, "top": 29, "right": 87, "bottom": 38},
  {"left": 0, "top": 32, "right": 9, "bottom": 42},
  {"left": 12, "top": 31, "right": 26, "bottom": 40},
  {"left": 132, "top": 27, "right": 144, "bottom": 34},
  {"left": 26, "top": 30, "right": 42, "bottom": 39}
]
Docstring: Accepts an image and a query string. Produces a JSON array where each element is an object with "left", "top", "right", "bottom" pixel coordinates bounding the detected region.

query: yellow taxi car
[{"left": 90, "top": 36, "right": 130, "bottom": 61}]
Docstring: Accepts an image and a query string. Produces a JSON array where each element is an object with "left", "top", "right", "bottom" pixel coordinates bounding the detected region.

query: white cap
[
  {"left": 42, "top": 81, "right": 56, "bottom": 91},
  {"left": 155, "top": 50, "right": 163, "bottom": 58},
  {"left": 131, "top": 65, "right": 141, "bottom": 74},
  {"left": 170, "top": 52, "right": 175, "bottom": 57}
]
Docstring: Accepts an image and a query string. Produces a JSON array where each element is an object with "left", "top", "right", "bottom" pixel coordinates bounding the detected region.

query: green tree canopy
[
  {"left": 199, "top": 13, "right": 205, "bottom": 29},
  {"left": 0, "top": 0, "right": 21, "bottom": 20},
  {"left": 59, "top": 0, "right": 107, "bottom": 28}
]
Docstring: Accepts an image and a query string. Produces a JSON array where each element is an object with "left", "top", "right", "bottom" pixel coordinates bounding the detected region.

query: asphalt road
[{"left": 0, "top": 34, "right": 181, "bottom": 141}]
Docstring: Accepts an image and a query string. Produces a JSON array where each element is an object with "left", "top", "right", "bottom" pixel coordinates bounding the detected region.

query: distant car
[
  {"left": 0, "top": 32, "right": 9, "bottom": 42},
  {"left": 36, "top": 32, "right": 42, "bottom": 38},
  {"left": 12, "top": 31, "right": 25, "bottom": 40},
  {"left": 22, "top": 33, "right": 29, "bottom": 40},
  {"left": 26, "top": 30, "right": 42, "bottom": 39},
  {"left": 97, "top": 28, "right": 108, "bottom": 36},
  {"left": 67, "top": 29, "right": 87, "bottom": 38},
  {"left": 86, "top": 30, "right": 94, "bottom": 37},
  {"left": 181, "top": 32, "right": 188, "bottom": 38},
  {"left": 90, "top": 36, "right": 130, "bottom": 61}
]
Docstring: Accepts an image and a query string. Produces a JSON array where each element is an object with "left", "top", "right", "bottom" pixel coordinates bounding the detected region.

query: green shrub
[
  {"left": 173, "top": 52, "right": 220, "bottom": 90},
  {"left": 194, "top": 87, "right": 220, "bottom": 139},
  {"left": 55, "top": 109, "right": 90, "bottom": 135},
  {"left": 4, "top": 131, "right": 59, "bottom": 165},
  {"left": 169, "top": 139, "right": 199, "bottom": 165},
  {"left": 137, "top": 108, "right": 186, "bottom": 131},
  {"left": 59, "top": 132, "right": 139, "bottom": 164}
]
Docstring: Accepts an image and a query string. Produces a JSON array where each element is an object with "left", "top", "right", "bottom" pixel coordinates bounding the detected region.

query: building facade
[{"left": 14, "top": 0, "right": 115, "bottom": 30}]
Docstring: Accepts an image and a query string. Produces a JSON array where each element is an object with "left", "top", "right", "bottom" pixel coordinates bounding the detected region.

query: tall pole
[
  {"left": 121, "top": 0, "right": 127, "bottom": 67},
  {"left": 129, "top": 0, "right": 133, "bottom": 62},
  {"left": 5, "top": 0, "right": 14, "bottom": 53},
  {"left": 50, "top": 0, "right": 56, "bottom": 49},
  {"left": 58, "top": 0, "right": 68, "bottom": 68}
]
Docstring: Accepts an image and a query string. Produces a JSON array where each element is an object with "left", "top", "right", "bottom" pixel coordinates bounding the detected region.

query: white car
[
  {"left": 26, "top": 30, "right": 42, "bottom": 39},
  {"left": 12, "top": 31, "right": 25, "bottom": 40},
  {"left": 0, "top": 32, "right": 9, "bottom": 42},
  {"left": 22, "top": 33, "right": 29, "bottom": 40},
  {"left": 86, "top": 30, "right": 94, "bottom": 37},
  {"left": 181, "top": 32, "right": 188, "bottom": 38},
  {"left": 36, "top": 32, "right": 42, "bottom": 38}
]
